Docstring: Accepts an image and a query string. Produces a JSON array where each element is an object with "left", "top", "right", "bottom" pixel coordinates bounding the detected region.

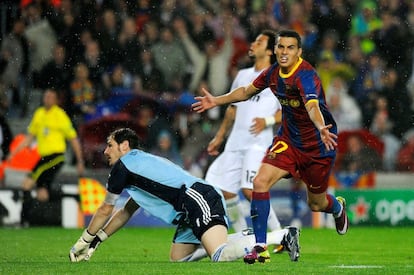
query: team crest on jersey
[{"left": 290, "top": 99, "right": 301, "bottom": 107}]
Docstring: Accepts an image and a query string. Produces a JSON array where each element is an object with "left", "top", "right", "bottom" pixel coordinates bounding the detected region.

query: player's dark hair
[
  {"left": 277, "top": 30, "right": 302, "bottom": 48},
  {"left": 110, "top": 128, "right": 141, "bottom": 149},
  {"left": 261, "top": 29, "right": 277, "bottom": 64}
]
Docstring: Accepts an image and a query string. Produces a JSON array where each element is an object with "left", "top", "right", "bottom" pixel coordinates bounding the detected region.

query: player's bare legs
[{"left": 307, "top": 191, "right": 329, "bottom": 211}]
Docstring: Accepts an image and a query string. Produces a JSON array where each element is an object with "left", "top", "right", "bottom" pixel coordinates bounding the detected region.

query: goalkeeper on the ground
[{"left": 69, "top": 128, "right": 300, "bottom": 262}]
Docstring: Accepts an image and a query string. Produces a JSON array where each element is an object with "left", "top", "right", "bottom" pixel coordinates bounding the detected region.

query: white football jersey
[{"left": 224, "top": 67, "right": 281, "bottom": 151}]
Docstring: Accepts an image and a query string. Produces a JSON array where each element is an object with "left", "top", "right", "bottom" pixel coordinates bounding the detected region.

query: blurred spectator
[
  {"left": 370, "top": 95, "right": 401, "bottom": 171},
  {"left": 69, "top": 62, "right": 96, "bottom": 127},
  {"left": 0, "top": 17, "right": 30, "bottom": 117},
  {"left": 136, "top": 48, "right": 166, "bottom": 93},
  {"left": 150, "top": 25, "right": 189, "bottom": 89},
  {"left": 206, "top": 3, "right": 247, "bottom": 41},
  {"left": 34, "top": 43, "right": 72, "bottom": 109},
  {"left": 350, "top": 51, "right": 386, "bottom": 128},
  {"left": 102, "top": 64, "right": 132, "bottom": 97},
  {"left": 133, "top": 104, "right": 154, "bottom": 150},
  {"left": 379, "top": 67, "right": 412, "bottom": 138},
  {"left": 133, "top": 0, "right": 159, "bottom": 33},
  {"left": 80, "top": 39, "right": 107, "bottom": 100},
  {"left": 96, "top": 9, "right": 122, "bottom": 68},
  {"left": 186, "top": 8, "right": 215, "bottom": 51},
  {"left": 139, "top": 20, "right": 160, "bottom": 46},
  {"left": 326, "top": 76, "right": 362, "bottom": 132},
  {"left": 311, "top": 0, "right": 352, "bottom": 53},
  {"left": 44, "top": 0, "right": 81, "bottom": 66},
  {"left": 339, "top": 133, "right": 383, "bottom": 173},
  {"left": 98, "top": 64, "right": 133, "bottom": 117},
  {"left": 318, "top": 29, "right": 345, "bottom": 63},
  {"left": 159, "top": 0, "right": 179, "bottom": 26},
  {"left": 22, "top": 3, "right": 57, "bottom": 75},
  {"left": 150, "top": 130, "right": 184, "bottom": 168},
  {"left": 350, "top": 1, "right": 382, "bottom": 55},
  {"left": 173, "top": 16, "right": 233, "bottom": 95},
  {"left": 118, "top": 16, "right": 142, "bottom": 76},
  {"left": 372, "top": 8, "right": 407, "bottom": 69},
  {"left": 246, "top": 7, "right": 280, "bottom": 43},
  {"left": 315, "top": 41, "right": 354, "bottom": 98},
  {"left": 396, "top": 129, "right": 414, "bottom": 172}
]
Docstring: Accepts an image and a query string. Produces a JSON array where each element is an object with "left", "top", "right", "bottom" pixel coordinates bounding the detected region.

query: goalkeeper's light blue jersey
[{"left": 106, "top": 149, "right": 212, "bottom": 225}]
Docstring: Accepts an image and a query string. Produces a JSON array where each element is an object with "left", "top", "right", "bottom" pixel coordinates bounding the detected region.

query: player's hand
[
  {"left": 85, "top": 229, "right": 108, "bottom": 261},
  {"left": 192, "top": 88, "right": 217, "bottom": 113},
  {"left": 250, "top": 118, "right": 266, "bottom": 136},
  {"left": 69, "top": 229, "right": 95, "bottom": 262},
  {"left": 319, "top": 124, "right": 337, "bottom": 151}
]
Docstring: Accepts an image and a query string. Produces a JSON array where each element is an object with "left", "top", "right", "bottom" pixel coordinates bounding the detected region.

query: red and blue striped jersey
[{"left": 252, "top": 58, "right": 337, "bottom": 158}]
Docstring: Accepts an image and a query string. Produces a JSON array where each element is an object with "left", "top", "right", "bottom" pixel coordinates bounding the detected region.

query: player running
[{"left": 192, "top": 29, "right": 349, "bottom": 264}]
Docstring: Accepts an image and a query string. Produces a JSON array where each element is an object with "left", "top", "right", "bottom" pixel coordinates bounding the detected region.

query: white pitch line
[{"left": 329, "top": 265, "right": 384, "bottom": 269}]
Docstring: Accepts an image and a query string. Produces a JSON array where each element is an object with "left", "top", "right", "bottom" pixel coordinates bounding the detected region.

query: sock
[
  {"left": 267, "top": 207, "right": 281, "bottom": 230},
  {"left": 214, "top": 228, "right": 287, "bottom": 261},
  {"left": 251, "top": 191, "right": 270, "bottom": 245},
  {"left": 225, "top": 196, "right": 248, "bottom": 232},
  {"left": 178, "top": 245, "right": 208, "bottom": 262},
  {"left": 266, "top": 228, "right": 288, "bottom": 245},
  {"left": 325, "top": 194, "right": 342, "bottom": 217}
]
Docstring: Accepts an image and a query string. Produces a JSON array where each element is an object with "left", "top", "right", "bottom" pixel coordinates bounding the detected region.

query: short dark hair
[
  {"left": 277, "top": 30, "right": 302, "bottom": 48},
  {"left": 261, "top": 29, "right": 277, "bottom": 64},
  {"left": 109, "top": 128, "right": 141, "bottom": 149}
]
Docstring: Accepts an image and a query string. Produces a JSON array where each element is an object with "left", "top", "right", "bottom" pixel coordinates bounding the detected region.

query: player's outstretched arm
[{"left": 192, "top": 85, "right": 258, "bottom": 113}]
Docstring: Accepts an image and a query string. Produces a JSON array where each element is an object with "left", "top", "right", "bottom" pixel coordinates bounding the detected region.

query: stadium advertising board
[{"left": 336, "top": 189, "right": 414, "bottom": 226}]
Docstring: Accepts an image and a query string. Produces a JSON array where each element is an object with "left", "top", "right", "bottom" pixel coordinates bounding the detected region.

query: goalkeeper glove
[
  {"left": 85, "top": 229, "right": 108, "bottom": 261},
  {"left": 69, "top": 229, "right": 95, "bottom": 262}
]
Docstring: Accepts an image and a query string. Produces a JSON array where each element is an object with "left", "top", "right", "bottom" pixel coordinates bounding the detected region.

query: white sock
[
  {"left": 267, "top": 207, "right": 282, "bottom": 231},
  {"left": 214, "top": 229, "right": 288, "bottom": 262},
  {"left": 225, "top": 196, "right": 248, "bottom": 232},
  {"left": 178, "top": 246, "right": 208, "bottom": 262},
  {"left": 266, "top": 228, "right": 288, "bottom": 245}
]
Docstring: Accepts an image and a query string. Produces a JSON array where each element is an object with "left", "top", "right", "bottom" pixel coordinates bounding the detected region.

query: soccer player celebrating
[
  {"left": 69, "top": 128, "right": 299, "bottom": 262},
  {"left": 192, "top": 30, "right": 349, "bottom": 264}
]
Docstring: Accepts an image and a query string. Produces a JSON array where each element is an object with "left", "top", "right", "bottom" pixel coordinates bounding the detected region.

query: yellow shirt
[{"left": 28, "top": 105, "right": 77, "bottom": 156}]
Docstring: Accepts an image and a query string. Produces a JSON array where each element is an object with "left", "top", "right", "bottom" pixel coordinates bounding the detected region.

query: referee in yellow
[{"left": 7, "top": 88, "right": 85, "bottom": 226}]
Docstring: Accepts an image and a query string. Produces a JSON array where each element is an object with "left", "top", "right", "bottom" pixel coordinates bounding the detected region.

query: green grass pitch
[{"left": 1, "top": 226, "right": 413, "bottom": 274}]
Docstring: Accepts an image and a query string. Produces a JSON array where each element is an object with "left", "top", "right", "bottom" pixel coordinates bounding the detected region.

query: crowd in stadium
[{"left": 1, "top": 0, "right": 414, "bottom": 175}]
